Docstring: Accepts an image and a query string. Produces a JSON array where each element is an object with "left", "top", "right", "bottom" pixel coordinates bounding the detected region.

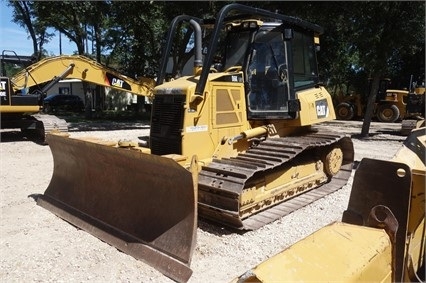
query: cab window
[{"left": 292, "top": 31, "right": 318, "bottom": 89}]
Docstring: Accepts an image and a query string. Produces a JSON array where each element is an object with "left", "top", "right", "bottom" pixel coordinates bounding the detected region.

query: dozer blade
[{"left": 37, "top": 134, "right": 198, "bottom": 283}]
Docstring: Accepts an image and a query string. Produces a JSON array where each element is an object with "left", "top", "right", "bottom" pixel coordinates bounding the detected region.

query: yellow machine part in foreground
[
  {"left": 233, "top": 222, "right": 393, "bottom": 282},
  {"left": 233, "top": 127, "right": 426, "bottom": 282}
]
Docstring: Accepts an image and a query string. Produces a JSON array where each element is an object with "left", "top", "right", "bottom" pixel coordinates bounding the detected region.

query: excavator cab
[
  {"left": 0, "top": 51, "right": 61, "bottom": 140},
  {"left": 0, "top": 51, "right": 41, "bottom": 111}
]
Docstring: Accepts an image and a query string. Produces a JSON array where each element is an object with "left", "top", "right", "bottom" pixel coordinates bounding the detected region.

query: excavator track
[
  {"left": 198, "top": 131, "right": 354, "bottom": 230},
  {"left": 30, "top": 113, "right": 68, "bottom": 142}
]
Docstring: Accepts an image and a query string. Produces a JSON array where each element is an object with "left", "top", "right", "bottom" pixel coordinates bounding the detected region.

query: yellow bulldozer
[
  {"left": 233, "top": 125, "right": 425, "bottom": 282},
  {"left": 36, "top": 4, "right": 355, "bottom": 282},
  {"left": 0, "top": 52, "right": 154, "bottom": 141}
]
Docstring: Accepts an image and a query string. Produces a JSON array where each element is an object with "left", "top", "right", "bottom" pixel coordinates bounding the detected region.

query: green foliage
[
  {"left": 33, "top": 1, "right": 94, "bottom": 55},
  {"left": 8, "top": 1, "right": 425, "bottom": 91},
  {"left": 8, "top": 0, "right": 53, "bottom": 59},
  {"left": 350, "top": 2, "right": 424, "bottom": 77},
  {"left": 2, "top": 62, "right": 23, "bottom": 77}
]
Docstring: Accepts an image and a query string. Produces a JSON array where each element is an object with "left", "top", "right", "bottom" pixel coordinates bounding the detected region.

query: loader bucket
[{"left": 37, "top": 134, "right": 198, "bottom": 283}]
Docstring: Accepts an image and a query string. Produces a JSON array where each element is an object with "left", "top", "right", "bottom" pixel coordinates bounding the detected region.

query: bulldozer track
[{"left": 198, "top": 131, "right": 354, "bottom": 230}]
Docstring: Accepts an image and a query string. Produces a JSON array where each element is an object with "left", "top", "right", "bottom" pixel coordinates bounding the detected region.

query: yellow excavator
[
  {"left": 1, "top": 52, "right": 154, "bottom": 141},
  {"left": 36, "top": 4, "right": 354, "bottom": 282},
  {"left": 233, "top": 125, "right": 425, "bottom": 282},
  {"left": 0, "top": 51, "right": 67, "bottom": 140}
]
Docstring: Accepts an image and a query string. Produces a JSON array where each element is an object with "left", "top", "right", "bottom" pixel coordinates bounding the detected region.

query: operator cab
[
  {"left": 156, "top": 7, "right": 324, "bottom": 122},
  {"left": 219, "top": 21, "right": 320, "bottom": 119}
]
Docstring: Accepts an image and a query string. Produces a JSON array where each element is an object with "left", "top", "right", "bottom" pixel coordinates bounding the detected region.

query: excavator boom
[
  {"left": 11, "top": 55, "right": 155, "bottom": 99},
  {"left": 1, "top": 53, "right": 155, "bottom": 142}
]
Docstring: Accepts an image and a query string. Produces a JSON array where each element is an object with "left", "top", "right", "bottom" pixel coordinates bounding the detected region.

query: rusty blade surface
[{"left": 37, "top": 134, "right": 197, "bottom": 283}]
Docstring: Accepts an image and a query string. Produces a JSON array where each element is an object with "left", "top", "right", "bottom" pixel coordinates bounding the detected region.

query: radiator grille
[{"left": 150, "top": 94, "right": 185, "bottom": 155}]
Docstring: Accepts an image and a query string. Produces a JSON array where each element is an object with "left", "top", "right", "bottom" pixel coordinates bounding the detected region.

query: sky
[{"left": 0, "top": 0, "right": 76, "bottom": 56}]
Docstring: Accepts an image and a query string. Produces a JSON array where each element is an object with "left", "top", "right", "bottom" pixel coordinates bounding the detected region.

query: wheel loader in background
[
  {"left": 36, "top": 4, "right": 354, "bottom": 282},
  {"left": 334, "top": 78, "right": 390, "bottom": 121},
  {"left": 233, "top": 126, "right": 425, "bottom": 283},
  {"left": 335, "top": 77, "right": 425, "bottom": 123},
  {"left": 401, "top": 82, "right": 425, "bottom": 135},
  {"left": 1, "top": 52, "right": 155, "bottom": 141}
]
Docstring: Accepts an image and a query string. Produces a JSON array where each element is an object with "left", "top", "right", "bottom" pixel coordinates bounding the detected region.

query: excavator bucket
[{"left": 37, "top": 134, "right": 198, "bottom": 283}]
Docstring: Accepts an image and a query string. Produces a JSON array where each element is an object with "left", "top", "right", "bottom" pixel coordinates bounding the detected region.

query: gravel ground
[{"left": 0, "top": 118, "right": 407, "bottom": 282}]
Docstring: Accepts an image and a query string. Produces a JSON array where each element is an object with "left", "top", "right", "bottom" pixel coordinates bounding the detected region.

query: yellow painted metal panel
[
  {"left": 0, "top": 105, "right": 40, "bottom": 113},
  {"left": 213, "top": 85, "right": 245, "bottom": 128},
  {"left": 247, "top": 222, "right": 392, "bottom": 282}
]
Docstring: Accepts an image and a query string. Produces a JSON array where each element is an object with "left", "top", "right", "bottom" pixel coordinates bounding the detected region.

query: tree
[
  {"left": 8, "top": 1, "right": 53, "bottom": 60},
  {"left": 104, "top": 1, "right": 223, "bottom": 78},
  {"left": 34, "top": 1, "right": 98, "bottom": 56},
  {"left": 8, "top": 1, "right": 424, "bottom": 121},
  {"left": 281, "top": 2, "right": 361, "bottom": 94},
  {"left": 347, "top": 2, "right": 425, "bottom": 136},
  {"left": 80, "top": 1, "right": 110, "bottom": 62}
]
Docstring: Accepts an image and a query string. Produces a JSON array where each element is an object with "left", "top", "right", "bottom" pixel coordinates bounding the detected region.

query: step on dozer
[{"left": 37, "top": 133, "right": 198, "bottom": 283}]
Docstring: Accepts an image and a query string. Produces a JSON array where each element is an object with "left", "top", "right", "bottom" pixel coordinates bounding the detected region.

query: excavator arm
[
  {"left": 2, "top": 54, "right": 154, "bottom": 142},
  {"left": 11, "top": 55, "right": 155, "bottom": 100}
]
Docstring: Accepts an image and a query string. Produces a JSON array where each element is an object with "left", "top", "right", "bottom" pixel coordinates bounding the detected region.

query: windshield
[
  {"left": 292, "top": 31, "right": 318, "bottom": 89},
  {"left": 247, "top": 29, "right": 290, "bottom": 114},
  {"left": 223, "top": 30, "right": 250, "bottom": 70}
]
